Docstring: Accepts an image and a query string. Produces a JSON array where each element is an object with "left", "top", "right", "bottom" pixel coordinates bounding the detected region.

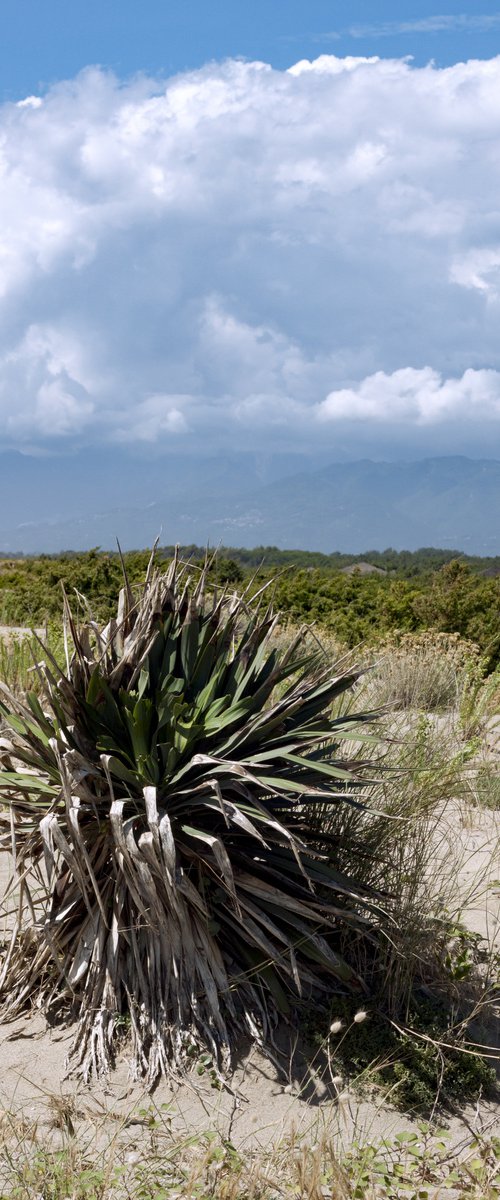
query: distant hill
[
  {"left": 211, "top": 457, "right": 500, "bottom": 554},
  {"left": 1, "top": 453, "right": 499, "bottom": 554}
]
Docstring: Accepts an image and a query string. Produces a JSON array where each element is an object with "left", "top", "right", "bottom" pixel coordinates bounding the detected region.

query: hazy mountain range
[{"left": 1, "top": 452, "right": 499, "bottom": 556}]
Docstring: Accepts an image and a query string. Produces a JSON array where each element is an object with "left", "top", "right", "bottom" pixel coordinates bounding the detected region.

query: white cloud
[
  {"left": 288, "top": 55, "right": 380, "bottom": 75},
  {"left": 0, "top": 324, "right": 96, "bottom": 439},
  {"left": 347, "top": 14, "right": 500, "bottom": 37},
  {"left": 16, "top": 95, "right": 43, "bottom": 109},
  {"left": 0, "top": 56, "right": 500, "bottom": 457},
  {"left": 115, "top": 394, "right": 190, "bottom": 442},
  {"left": 450, "top": 247, "right": 500, "bottom": 295},
  {"left": 318, "top": 367, "right": 500, "bottom": 424},
  {"left": 34, "top": 380, "right": 94, "bottom": 436}
]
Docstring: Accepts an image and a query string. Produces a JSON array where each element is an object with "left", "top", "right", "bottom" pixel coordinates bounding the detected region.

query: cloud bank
[{"left": 1, "top": 54, "right": 500, "bottom": 458}]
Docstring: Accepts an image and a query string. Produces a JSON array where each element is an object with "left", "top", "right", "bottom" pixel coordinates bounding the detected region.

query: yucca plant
[{"left": 0, "top": 554, "right": 383, "bottom": 1085}]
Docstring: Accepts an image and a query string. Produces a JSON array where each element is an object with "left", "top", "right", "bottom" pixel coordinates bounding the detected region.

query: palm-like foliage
[{"left": 0, "top": 555, "right": 382, "bottom": 1084}]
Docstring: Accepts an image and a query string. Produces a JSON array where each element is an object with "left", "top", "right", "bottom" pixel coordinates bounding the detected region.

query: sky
[
  {"left": 1, "top": 1, "right": 500, "bottom": 466},
  {"left": 3, "top": 1, "right": 500, "bottom": 98}
]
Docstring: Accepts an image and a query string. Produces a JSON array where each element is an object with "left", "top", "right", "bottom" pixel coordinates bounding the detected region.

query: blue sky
[
  {"left": 3, "top": 0, "right": 500, "bottom": 100},
  {"left": 1, "top": 2, "right": 500, "bottom": 478}
]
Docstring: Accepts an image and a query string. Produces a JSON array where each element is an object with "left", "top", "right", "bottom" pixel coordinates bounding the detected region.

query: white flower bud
[
  {"left": 329, "top": 1019, "right": 344, "bottom": 1035},
  {"left": 353, "top": 1010, "right": 368, "bottom": 1023}
]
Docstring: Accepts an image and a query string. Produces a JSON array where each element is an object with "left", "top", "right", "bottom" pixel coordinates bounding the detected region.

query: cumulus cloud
[
  {"left": 318, "top": 367, "right": 500, "bottom": 424},
  {"left": 16, "top": 95, "right": 43, "bottom": 109},
  {"left": 115, "top": 394, "right": 190, "bottom": 442},
  {"left": 1, "top": 56, "right": 500, "bottom": 458},
  {"left": 0, "top": 324, "right": 96, "bottom": 439}
]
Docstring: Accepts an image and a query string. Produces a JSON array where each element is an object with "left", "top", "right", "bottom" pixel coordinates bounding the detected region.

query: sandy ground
[{"left": 0, "top": 625, "right": 46, "bottom": 642}]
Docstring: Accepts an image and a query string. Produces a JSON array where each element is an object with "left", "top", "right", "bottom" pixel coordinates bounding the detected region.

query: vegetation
[
  {"left": 0, "top": 554, "right": 389, "bottom": 1085},
  {"left": 273, "top": 559, "right": 500, "bottom": 666},
  {"left": 309, "top": 994, "right": 497, "bottom": 1115},
  {"left": 0, "top": 548, "right": 498, "bottom": 1197},
  {"left": 363, "top": 631, "right": 486, "bottom": 712},
  {"left": 1, "top": 547, "right": 499, "bottom": 666},
  {"left": 0, "top": 1097, "right": 499, "bottom": 1198}
]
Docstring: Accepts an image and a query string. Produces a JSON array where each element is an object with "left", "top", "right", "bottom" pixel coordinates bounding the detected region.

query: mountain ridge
[{"left": 1, "top": 454, "right": 499, "bottom": 555}]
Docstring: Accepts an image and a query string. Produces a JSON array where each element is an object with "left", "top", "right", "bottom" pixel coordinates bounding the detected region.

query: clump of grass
[
  {"left": 0, "top": 624, "right": 67, "bottom": 699},
  {"left": 471, "top": 763, "right": 500, "bottom": 810},
  {"left": 310, "top": 711, "right": 480, "bottom": 1007},
  {"left": 0, "top": 634, "right": 41, "bottom": 699},
  {"left": 366, "top": 631, "right": 483, "bottom": 712},
  {"left": 459, "top": 662, "right": 500, "bottom": 741},
  {"left": 298, "top": 670, "right": 499, "bottom": 1120},
  {"left": 268, "top": 623, "right": 499, "bottom": 1055}
]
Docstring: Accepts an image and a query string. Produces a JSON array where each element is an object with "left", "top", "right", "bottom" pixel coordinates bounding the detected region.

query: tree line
[{"left": 1, "top": 547, "right": 499, "bottom": 667}]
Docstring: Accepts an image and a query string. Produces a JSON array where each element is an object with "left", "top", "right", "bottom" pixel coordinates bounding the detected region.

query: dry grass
[
  {"left": 0, "top": 1087, "right": 498, "bottom": 1198},
  {"left": 314, "top": 711, "right": 498, "bottom": 1017},
  {"left": 362, "top": 631, "right": 485, "bottom": 713},
  {"left": 0, "top": 624, "right": 63, "bottom": 700},
  {"left": 0, "top": 636, "right": 41, "bottom": 701}
]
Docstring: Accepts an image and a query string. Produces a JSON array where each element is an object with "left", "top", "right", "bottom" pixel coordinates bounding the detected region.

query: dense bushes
[
  {"left": 273, "top": 562, "right": 500, "bottom": 665},
  {"left": 1, "top": 548, "right": 499, "bottom": 666}
]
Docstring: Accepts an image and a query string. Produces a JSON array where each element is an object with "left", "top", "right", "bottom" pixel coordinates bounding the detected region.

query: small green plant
[
  {"left": 307, "top": 995, "right": 498, "bottom": 1116},
  {"left": 344, "top": 1126, "right": 500, "bottom": 1199},
  {"left": 442, "top": 918, "right": 500, "bottom": 986},
  {"left": 4, "top": 1146, "right": 114, "bottom": 1199}
]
